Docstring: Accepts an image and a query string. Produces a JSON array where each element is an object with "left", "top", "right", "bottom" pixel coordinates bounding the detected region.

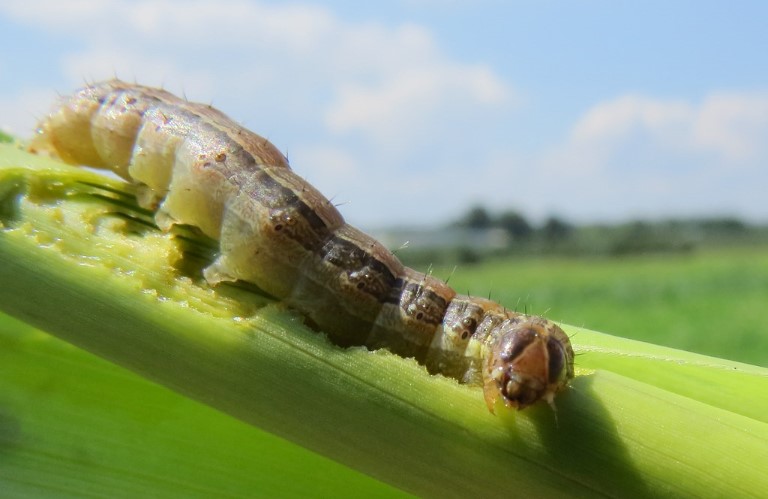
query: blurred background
[{"left": 2, "top": 0, "right": 766, "bottom": 364}]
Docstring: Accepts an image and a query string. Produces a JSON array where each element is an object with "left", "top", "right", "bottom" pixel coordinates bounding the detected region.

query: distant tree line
[
  {"left": 453, "top": 206, "right": 574, "bottom": 243},
  {"left": 456, "top": 206, "right": 529, "bottom": 238},
  {"left": 398, "top": 205, "right": 768, "bottom": 267}
]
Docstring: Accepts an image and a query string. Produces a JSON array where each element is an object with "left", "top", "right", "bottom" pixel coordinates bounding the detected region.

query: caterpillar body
[{"left": 31, "top": 80, "right": 574, "bottom": 412}]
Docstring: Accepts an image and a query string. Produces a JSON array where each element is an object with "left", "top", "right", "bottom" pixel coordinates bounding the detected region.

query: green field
[{"left": 426, "top": 247, "right": 768, "bottom": 367}]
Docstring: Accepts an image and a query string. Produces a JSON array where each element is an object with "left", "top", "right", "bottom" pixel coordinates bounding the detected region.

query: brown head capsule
[{"left": 482, "top": 318, "right": 574, "bottom": 412}]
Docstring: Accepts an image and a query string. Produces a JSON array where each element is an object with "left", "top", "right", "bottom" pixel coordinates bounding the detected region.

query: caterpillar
[{"left": 30, "top": 80, "right": 574, "bottom": 412}]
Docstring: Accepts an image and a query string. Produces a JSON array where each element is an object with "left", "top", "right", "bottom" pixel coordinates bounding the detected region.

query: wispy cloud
[
  {"left": 522, "top": 92, "right": 768, "bottom": 221},
  {"left": 691, "top": 93, "right": 768, "bottom": 163},
  {"left": 570, "top": 95, "right": 691, "bottom": 150},
  {"left": 563, "top": 92, "right": 768, "bottom": 171},
  {"left": 1, "top": 0, "right": 514, "bottom": 227},
  {"left": 327, "top": 64, "right": 508, "bottom": 149},
  {"left": 1, "top": 0, "right": 511, "bottom": 134}
]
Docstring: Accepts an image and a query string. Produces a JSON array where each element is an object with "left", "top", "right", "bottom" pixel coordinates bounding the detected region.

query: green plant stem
[
  {"left": 0, "top": 312, "right": 406, "bottom": 498},
  {"left": 1, "top": 144, "right": 767, "bottom": 497}
]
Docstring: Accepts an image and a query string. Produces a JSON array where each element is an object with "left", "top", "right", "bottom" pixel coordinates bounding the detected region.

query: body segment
[{"left": 31, "top": 80, "right": 575, "bottom": 411}]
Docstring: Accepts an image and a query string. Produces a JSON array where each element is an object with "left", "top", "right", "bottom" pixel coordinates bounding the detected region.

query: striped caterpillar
[{"left": 30, "top": 80, "right": 574, "bottom": 412}]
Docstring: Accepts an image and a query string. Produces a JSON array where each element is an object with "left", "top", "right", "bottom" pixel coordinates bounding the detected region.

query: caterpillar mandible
[{"left": 30, "top": 80, "right": 574, "bottom": 412}]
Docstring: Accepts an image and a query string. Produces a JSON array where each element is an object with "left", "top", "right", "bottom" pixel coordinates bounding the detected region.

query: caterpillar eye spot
[{"left": 33, "top": 80, "right": 574, "bottom": 415}]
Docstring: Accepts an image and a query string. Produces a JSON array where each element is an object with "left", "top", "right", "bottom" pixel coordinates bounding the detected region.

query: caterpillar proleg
[{"left": 30, "top": 80, "right": 574, "bottom": 412}]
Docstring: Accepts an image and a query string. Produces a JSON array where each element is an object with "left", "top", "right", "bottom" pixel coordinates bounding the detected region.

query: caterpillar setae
[{"left": 30, "top": 80, "right": 574, "bottom": 412}]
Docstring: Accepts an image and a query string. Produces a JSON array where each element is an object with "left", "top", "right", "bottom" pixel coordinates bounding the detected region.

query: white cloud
[
  {"left": 1, "top": 0, "right": 512, "bottom": 150},
  {"left": 0, "top": 0, "right": 516, "bottom": 225},
  {"left": 59, "top": 47, "right": 218, "bottom": 100},
  {"left": 526, "top": 91, "right": 768, "bottom": 221},
  {"left": 692, "top": 92, "right": 768, "bottom": 162},
  {"left": 289, "top": 144, "right": 363, "bottom": 199},
  {"left": 538, "top": 95, "right": 694, "bottom": 178},
  {"left": 327, "top": 65, "right": 507, "bottom": 146},
  {"left": 558, "top": 92, "right": 768, "bottom": 173},
  {"left": 570, "top": 95, "right": 692, "bottom": 145},
  {"left": 0, "top": 0, "right": 332, "bottom": 48}
]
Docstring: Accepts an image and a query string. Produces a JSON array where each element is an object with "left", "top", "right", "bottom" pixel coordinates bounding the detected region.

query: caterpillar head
[{"left": 482, "top": 318, "right": 574, "bottom": 412}]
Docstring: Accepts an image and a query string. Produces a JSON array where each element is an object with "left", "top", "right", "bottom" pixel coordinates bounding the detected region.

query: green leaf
[
  {"left": 0, "top": 312, "right": 406, "bottom": 498},
  {"left": 1, "top": 143, "right": 767, "bottom": 497}
]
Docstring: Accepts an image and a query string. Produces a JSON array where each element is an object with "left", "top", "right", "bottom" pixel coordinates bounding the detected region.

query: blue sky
[{"left": 2, "top": 0, "right": 767, "bottom": 228}]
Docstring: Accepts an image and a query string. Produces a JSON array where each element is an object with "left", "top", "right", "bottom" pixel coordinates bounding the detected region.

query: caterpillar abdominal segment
[{"left": 30, "top": 80, "right": 575, "bottom": 412}]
